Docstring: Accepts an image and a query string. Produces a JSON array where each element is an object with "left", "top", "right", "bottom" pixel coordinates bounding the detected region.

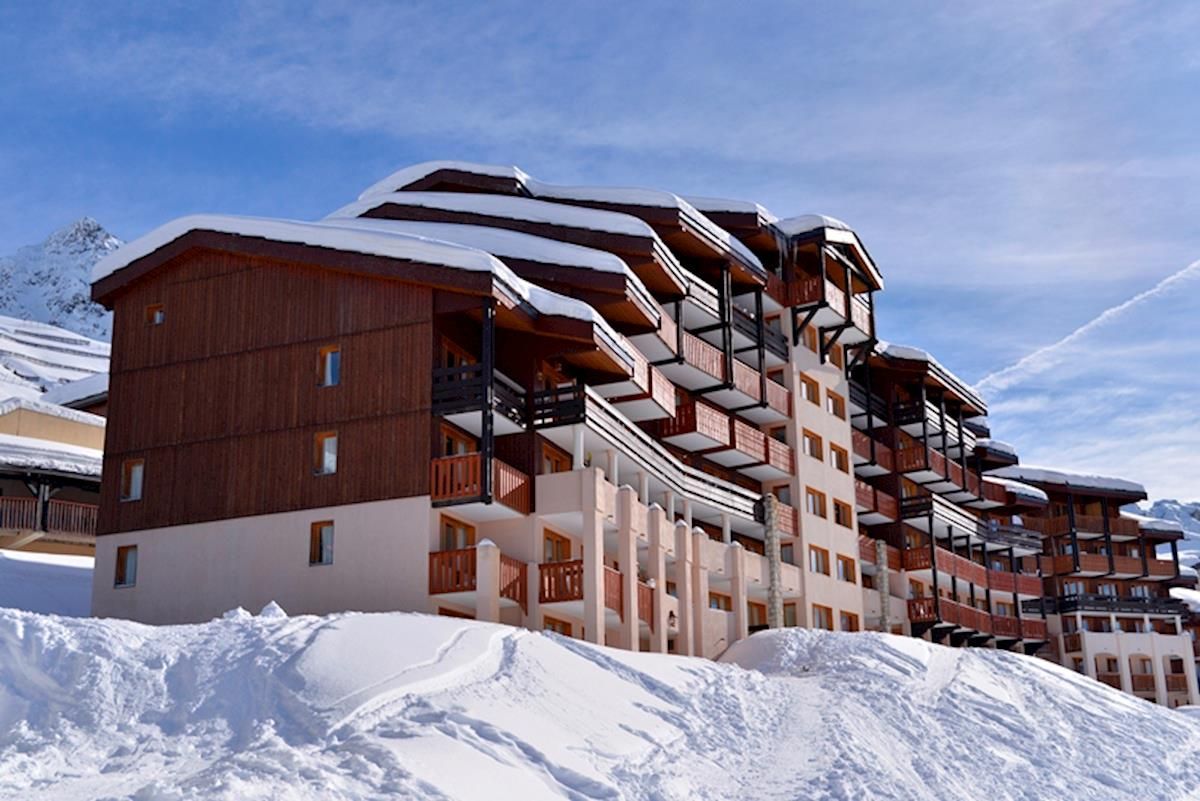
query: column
[
  {"left": 730, "top": 542, "right": 749, "bottom": 643},
  {"left": 691, "top": 528, "right": 710, "bottom": 658},
  {"left": 664, "top": 490, "right": 677, "bottom": 523},
  {"left": 647, "top": 504, "right": 669, "bottom": 653},
  {"left": 1151, "top": 636, "right": 1170, "bottom": 706},
  {"left": 607, "top": 449, "right": 620, "bottom": 485},
  {"left": 683, "top": 499, "right": 694, "bottom": 530},
  {"left": 617, "top": 486, "right": 639, "bottom": 652},
  {"left": 572, "top": 425, "right": 586, "bottom": 470},
  {"left": 721, "top": 513, "right": 732, "bottom": 545},
  {"left": 581, "top": 508, "right": 606, "bottom": 645},
  {"left": 524, "top": 558, "right": 543, "bottom": 633},
  {"left": 673, "top": 521, "right": 693, "bottom": 656},
  {"left": 476, "top": 540, "right": 502, "bottom": 624},
  {"left": 638, "top": 471, "right": 649, "bottom": 505}
]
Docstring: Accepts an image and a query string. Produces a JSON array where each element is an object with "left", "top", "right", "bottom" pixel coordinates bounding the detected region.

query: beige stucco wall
[
  {"left": 92, "top": 496, "right": 432, "bottom": 624},
  {"left": 0, "top": 407, "right": 104, "bottom": 450}
]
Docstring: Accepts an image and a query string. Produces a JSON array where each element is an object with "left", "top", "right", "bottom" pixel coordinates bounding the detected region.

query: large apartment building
[{"left": 86, "top": 160, "right": 1199, "bottom": 702}]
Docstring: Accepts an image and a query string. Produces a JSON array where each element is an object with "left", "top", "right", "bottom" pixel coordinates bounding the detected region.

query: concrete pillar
[
  {"left": 1117, "top": 639, "right": 1133, "bottom": 694},
  {"left": 476, "top": 539, "right": 502, "bottom": 624},
  {"left": 1152, "top": 638, "right": 1170, "bottom": 706},
  {"left": 647, "top": 504, "right": 669, "bottom": 653},
  {"left": 607, "top": 449, "right": 620, "bottom": 485},
  {"left": 664, "top": 490, "right": 676, "bottom": 522},
  {"left": 721, "top": 513, "right": 732, "bottom": 545},
  {"left": 673, "top": 520, "right": 693, "bottom": 656},
  {"left": 691, "top": 528, "right": 710, "bottom": 657},
  {"left": 763, "top": 494, "right": 784, "bottom": 629},
  {"left": 581, "top": 508, "right": 606, "bottom": 645},
  {"left": 1185, "top": 643, "right": 1200, "bottom": 705},
  {"left": 572, "top": 425, "right": 586, "bottom": 470},
  {"left": 730, "top": 541, "right": 749, "bottom": 644},
  {"left": 638, "top": 471, "right": 649, "bottom": 505},
  {"left": 683, "top": 500, "right": 693, "bottom": 529},
  {"left": 524, "top": 558, "right": 543, "bottom": 633},
  {"left": 617, "top": 486, "right": 639, "bottom": 652}
]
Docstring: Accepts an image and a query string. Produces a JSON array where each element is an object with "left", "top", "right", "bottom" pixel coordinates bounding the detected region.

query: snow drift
[{"left": 1, "top": 610, "right": 1198, "bottom": 800}]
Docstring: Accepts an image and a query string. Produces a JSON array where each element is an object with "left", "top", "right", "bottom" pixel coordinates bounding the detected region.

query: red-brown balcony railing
[
  {"left": 1049, "top": 553, "right": 1110, "bottom": 575},
  {"left": 681, "top": 331, "right": 726, "bottom": 382},
  {"left": 852, "top": 430, "right": 894, "bottom": 471},
  {"left": 1147, "top": 558, "right": 1177, "bottom": 578},
  {"left": 638, "top": 581, "right": 654, "bottom": 631},
  {"left": 903, "top": 545, "right": 990, "bottom": 589},
  {"left": 1022, "top": 618, "right": 1048, "bottom": 640},
  {"left": 657, "top": 399, "right": 730, "bottom": 447},
  {"left": 765, "top": 437, "right": 794, "bottom": 474},
  {"left": 1097, "top": 673, "right": 1122, "bottom": 689},
  {"left": 430, "top": 453, "right": 531, "bottom": 514},
  {"left": 1062, "top": 631, "right": 1082, "bottom": 652},
  {"left": 775, "top": 502, "right": 798, "bottom": 537},
  {"left": 850, "top": 295, "right": 872, "bottom": 332},
  {"left": 855, "top": 480, "right": 899, "bottom": 520},
  {"left": 1020, "top": 516, "right": 1073, "bottom": 537},
  {"left": 1167, "top": 674, "right": 1189, "bottom": 693},
  {"left": 649, "top": 366, "right": 675, "bottom": 415},
  {"left": 991, "top": 615, "right": 1021, "bottom": 639},
  {"left": 980, "top": 481, "right": 1008, "bottom": 505},
  {"left": 1110, "top": 555, "right": 1142, "bottom": 574},
  {"left": 764, "top": 377, "right": 790, "bottom": 416},
  {"left": 44, "top": 500, "right": 99, "bottom": 537},
  {"left": 731, "top": 359, "right": 761, "bottom": 402},
  {"left": 731, "top": 419, "right": 767, "bottom": 463},
  {"left": 539, "top": 560, "right": 622, "bottom": 616},
  {"left": 859, "top": 537, "right": 877, "bottom": 564},
  {"left": 987, "top": 569, "right": 1043, "bottom": 597},
  {"left": 0, "top": 497, "right": 38, "bottom": 531},
  {"left": 428, "top": 548, "right": 528, "bottom": 612},
  {"left": 908, "top": 597, "right": 937, "bottom": 623},
  {"left": 1131, "top": 674, "right": 1156, "bottom": 692},
  {"left": 1022, "top": 514, "right": 1140, "bottom": 538}
]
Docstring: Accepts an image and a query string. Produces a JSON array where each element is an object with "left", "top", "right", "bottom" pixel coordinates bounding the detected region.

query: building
[
  {"left": 987, "top": 466, "right": 1199, "bottom": 707},
  {"left": 0, "top": 397, "right": 102, "bottom": 555}
]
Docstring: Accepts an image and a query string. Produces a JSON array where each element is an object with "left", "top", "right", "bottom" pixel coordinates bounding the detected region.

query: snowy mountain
[
  {"left": 0, "top": 217, "right": 120, "bottom": 341},
  {"left": 1140, "top": 499, "right": 1200, "bottom": 569},
  {"left": 0, "top": 597, "right": 1198, "bottom": 800}
]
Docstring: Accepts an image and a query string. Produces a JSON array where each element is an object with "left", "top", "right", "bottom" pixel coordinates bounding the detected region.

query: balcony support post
[
  {"left": 581, "top": 506, "right": 606, "bottom": 645},
  {"left": 691, "top": 528, "right": 709, "bottom": 655},
  {"left": 1066, "top": 491, "right": 1080, "bottom": 574},
  {"left": 936, "top": 392, "right": 949, "bottom": 481},
  {"left": 718, "top": 266, "right": 734, "bottom": 387},
  {"left": 1171, "top": 539, "right": 1181, "bottom": 579},
  {"left": 617, "top": 486, "right": 639, "bottom": 652},
  {"left": 637, "top": 471, "right": 649, "bottom": 505},
  {"left": 524, "top": 556, "right": 542, "bottom": 632},
  {"left": 1140, "top": 532, "right": 1150, "bottom": 579},
  {"left": 673, "top": 521, "right": 694, "bottom": 656},
  {"left": 683, "top": 499, "right": 693, "bottom": 530},
  {"left": 1008, "top": 547, "right": 1021, "bottom": 626},
  {"left": 480, "top": 298, "right": 496, "bottom": 502},
  {"left": 1101, "top": 498, "right": 1115, "bottom": 576},
  {"left": 475, "top": 540, "right": 502, "bottom": 624},
  {"left": 721, "top": 513, "right": 732, "bottom": 545},
  {"left": 955, "top": 406, "right": 970, "bottom": 495},
  {"left": 571, "top": 424, "right": 586, "bottom": 470},
  {"left": 606, "top": 449, "right": 620, "bottom": 486},
  {"left": 928, "top": 513, "right": 941, "bottom": 619},
  {"left": 731, "top": 541, "right": 749, "bottom": 644},
  {"left": 754, "top": 287, "right": 767, "bottom": 408},
  {"left": 647, "top": 504, "right": 669, "bottom": 653}
]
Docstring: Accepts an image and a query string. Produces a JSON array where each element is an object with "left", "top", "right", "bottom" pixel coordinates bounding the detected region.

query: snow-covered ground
[
  {"left": 1, "top": 607, "right": 1198, "bottom": 800},
  {"left": 0, "top": 549, "right": 92, "bottom": 617}
]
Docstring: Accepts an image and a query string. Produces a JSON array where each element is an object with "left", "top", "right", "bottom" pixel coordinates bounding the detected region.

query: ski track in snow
[{"left": 1, "top": 609, "right": 1199, "bottom": 800}]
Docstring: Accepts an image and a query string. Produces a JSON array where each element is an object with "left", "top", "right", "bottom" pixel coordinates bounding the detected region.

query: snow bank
[
  {"left": 0, "top": 550, "right": 92, "bottom": 616},
  {"left": 1, "top": 611, "right": 1198, "bottom": 800}
]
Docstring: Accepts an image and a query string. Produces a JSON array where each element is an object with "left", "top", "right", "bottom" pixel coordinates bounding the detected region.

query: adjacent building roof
[
  {"left": 0, "top": 397, "right": 105, "bottom": 429},
  {"left": 987, "top": 465, "right": 1147, "bottom": 500},
  {"left": 982, "top": 475, "right": 1049, "bottom": 506},
  {"left": 0, "top": 432, "right": 102, "bottom": 479},
  {"left": 40, "top": 372, "right": 109, "bottom": 409}
]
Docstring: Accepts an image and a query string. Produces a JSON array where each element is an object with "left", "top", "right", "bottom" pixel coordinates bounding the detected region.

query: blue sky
[{"left": 2, "top": 2, "right": 1197, "bottom": 497}]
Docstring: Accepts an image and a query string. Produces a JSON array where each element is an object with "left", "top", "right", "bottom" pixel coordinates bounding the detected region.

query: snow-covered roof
[
  {"left": 0, "top": 432, "right": 102, "bottom": 478},
  {"left": 876, "top": 340, "right": 986, "bottom": 413},
  {"left": 1120, "top": 510, "right": 1185, "bottom": 534},
  {"left": 1170, "top": 587, "right": 1200, "bottom": 613},
  {"left": 357, "top": 160, "right": 529, "bottom": 201},
  {"left": 982, "top": 476, "right": 1049, "bottom": 505},
  {"left": 976, "top": 438, "right": 1017, "bottom": 458},
  {"left": 93, "top": 215, "right": 636, "bottom": 372},
  {"left": 987, "top": 465, "right": 1146, "bottom": 497},
  {"left": 773, "top": 214, "right": 853, "bottom": 237},
  {"left": 684, "top": 195, "right": 779, "bottom": 221},
  {"left": 355, "top": 161, "right": 764, "bottom": 274},
  {"left": 0, "top": 316, "right": 109, "bottom": 395},
  {"left": 0, "top": 397, "right": 105, "bottom": 428},
  {"left": 41, "top": 372, "right": 108, "bottom": 408}
]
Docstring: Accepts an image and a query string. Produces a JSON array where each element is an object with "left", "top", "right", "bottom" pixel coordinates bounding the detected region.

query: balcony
[
  {"left": 847, "top": 380, "right": 887, "bottom": 428},
  {"left": 1167, "top": 674, "right": 1189, "bottom": 693},
  {"left": 0, "top": 497, "right": 99, "bottom": 539},
  {"left": 1132, "top": 674, "right": 1156, "bottom": 693},
  {"left": 1036, "top": 594, "right": 1188, "bottom": 616},
  {"left": 855, "top": 480, "right": 898, "bottom": 525},
  {"left": 1021, "top": 618, "right": 1048, "bottom": 641},
  {"left": 1048, "top": 552, "right": 1110, "bottom": 576},
  {"left": 655, "top": 398, "right": 730, "bottom": 451},
  {"left": 656, "top": 331, "right": 789, "bottom": 423},
  {"left": 1097, "top": 673, "right": 1122, "bottom": 689},
  {"left": 895, "top": 444, "right": 980, "bottom": 501},
  {"left": 1022, "top": 514, "right": 1141, "bottom": 540},
  {"left": 538, "top": 560, "right": 624, "bottom": 618},
  {"left": 638, "top": 581, "right": 655, "bottom": 631},
  {"left": 428, "top": 548, "right": 528, "bottom": 612},
  {"left": 902, "top": 545, "right": 988, "bottom": 588},
  {"left": 1147, "top": 558, "right": 1177, "bottom": 580},
  {"left": 0, "top": 497, "right": 37, "bottom": 530},
  {"left": 908, "top": 597, "right": 993, "bottom": 635},
  {"left": 851, "top": 430, "right": 893, "bottom": 477},
  {"left": 433, "top": 363, "right": 527, "bottom": 436},
  {"left": 728, "top": 423, "right": 795, "bottom": 482},
  {"left": 430, "top": 453, "right": 532, "bottom": 516},
  {"left": 991, "top": 615, "right": 1021, "bottom": 639},
  {"left": 768, "top": 273, "right": 872, "bottom": 342},
  {"left": 986, "top": 568, "right": 1042, "bottom": 597},
  {"left": 775, "top": 502, "right": 799, "bottom": 537},
  {"left": 1063, "top": 632, "right": 1082, "bottom": 653}
]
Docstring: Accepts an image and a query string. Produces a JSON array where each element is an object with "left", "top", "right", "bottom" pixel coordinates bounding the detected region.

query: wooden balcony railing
[
  {"left": 765, "top": 437, "right": 794, "bottom": 473},
  {"left": 1167, "top": 674, "right": 1188, "bottom": 692},
  {"left": 1147, "top": 558, "right": 1177, "bottom": 578},
  {"left": 855, "top": 480, "right": 898, "bottom": 520},
  {"left": 1022, "top": 515, "right": 1140, "bottom": 538},
  {"left": 430, "top": 453, "right": 531, "bottom": 514},
  {"left": 681, "top": 332, "right": 726, "bottom": 382},
  {"left": 658, "top": 399, "right": 730, "bottom": 446},
  {"left": 980, "top": 481, "right": 1008, "bottom": 505},
  {"left": 903, "top": 545, "right": 997, "bottom": 589},
  {"left": 0, "top": 497, "right": 38, "bottom": 531},
  {"left": 429, "top": 548, "right": 477, "bottom": 595},
  {"left": 1062, "top": 632, "right": 1082, "bottom": 653},
  {"left": 638, "top": 581, "right": 654, "bottom": 631},
  {"left": 604, "top": 566, "right": 624, "bottom": 618},
  {"left": 987, "top": 569, "right": 1043, "bottom": 597},
  {"left": 858, "top": 537, "right": 877, "bottom": 564},
  {"left": 850, "top": 295, "right": 871, "bottom": 332},
  {"left": 731, "top": 419, "right": 767, "bottom": 463},
  {"left": 1049, "top": 553, "right": 1111, "bottom": 575},
  {"left": 539, "top": 560, "right": 622, "bottom": 617},
  {"left": 1020, "top": 516, "right": 1072, "bottom": 537},
  {"left": 499, "top": 555, "right": 528, "bottom": 613},
  {"left": 1131, "top": 674, "right": 1156, "bottom": 692},
  {"left": 731, "top": 359, "right": 761, "bottom": 401},
  {"left": 1022, "top": 618, "right": 1048, "bottom": 640},
  {"left": 908, "top": 597, "right": 937, "bottom": 623},
  {"left": 44, "top": 500, "right": 99, "bottom": 537},
  {"left": 1110, "top": 555, "right": 1143, "bottom": 574},
  {"left": 649, "top": 366, "right": 675, "bottom": 414},
  {"left": 851, "top": 430, "right": 893, "bottom": 471},
  {"left": 775, "top": 502, "right": 798, "bottom": 537},
  {"left": 991, "top": 615, "right": 1021, "bottom": 639},
  {"left": 1097, "top": 673, "right": 1122, "bottom": 689},
  {"left": 764, "top": 378, "right": 790, "bottom": 416}
]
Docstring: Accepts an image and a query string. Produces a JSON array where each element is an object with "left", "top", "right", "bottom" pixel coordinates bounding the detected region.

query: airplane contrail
[{"left": 977, "top": 259, "right": 1200, "bottom": 394}]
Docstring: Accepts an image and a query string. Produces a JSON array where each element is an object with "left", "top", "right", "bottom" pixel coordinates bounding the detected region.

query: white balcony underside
[{"left": 442, "top": 409, "right": 524, "bottom": 438}]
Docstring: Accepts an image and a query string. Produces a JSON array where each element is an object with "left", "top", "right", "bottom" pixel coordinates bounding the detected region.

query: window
[
  {"left": 440, "top": 338, "right": 476, "bottom": 369},
  {"left": 767, "top": 367, "right": 786, "bottom": 387},
  {"left": 783, "top": 603, "right": 799, "bottom": 627},
  {"left": 829, "top": 444, "right": 849, "bottom": 473},
  {"left": 1098, "top": 583, "right": 1118, "bottom": 597},
  {"left": 442, "top": 424, "right": 476, "bottom": 457},
  {"left": 1063, "top": 580, "right": 1085, "bottom": 596},
  {"left": 781, "top": 543, "right": 795, "bottom": 565},
  {"left": 543, "top": 616, "right": 572, "bottom": 636},
  {"left": 314, "top": 431, "right": 338, "bottom": 474},
  {"left": 802, "top": 429, "right": 823, "bottom": 461},
  {"left": 1131, "top": 584, "right": 1152, "bottom": 599},
  {"left": 541, "top": 442, "right": 571, "bottom": 474},
  {"left": 826, "top": 337, "right": 844, "bottom": 368},
  {"left": 802, "top": 325, "right": 818, "bottom": 353},
  {"left": 709, "top": 592, "right": 732, "bottom": 611},
  {"left": 826, "top": 391, "right": 846, "bottom": 420},
  {"left": 836, "top": 554, "right": 856, "bottom": 583},
  {"left": 833, "top": 500, "right": 853, "bottom": 528},
  {"left": 771, "top": 484, "right": 792, "bottom": 506},
  {"left": 144, "top": 304, "right": 165, "bottom": 325},
  {"left": 809, "top": 545, "right": 830, "bottom": 575},
  {"left": 309, "top": 521, "right": 334, "bottom": 565},
  {"left": 440, "top": 516, "right": 476, "bottom": 551},
  {"left": 114, "top": 545, "right": 138, "bottom": 587},
  {"left": 800, "top": 375, "right": 820, "bottom": 405},
  {"left": 544, "top": 530, "right": 571, "bottom": 563},
  {"left": 805, "top": 487, "right": 827, "bottom": 518},
  {"left": 909, "top": 579, "right": 925, "bottom": 599},
  {"left": 840, "top": 611, "right": 859, "bottom": 632},
  {"left": 813, "top": 604, "right": 834, "bottom": 630},
  {"left": 120, "top": 458, "right": 144, "bottom": 502},
  {"left": 318, "top": 345, "right": 341, "bottom": 387},
  {"left": 749, "top": 603, "right": 768, "bottom": 628},
  {"left": 766, "top": 425, "right": 788, "bottom": 444}
]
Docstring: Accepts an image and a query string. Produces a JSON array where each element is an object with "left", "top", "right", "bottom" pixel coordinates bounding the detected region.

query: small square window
[
  {"left": 809, "top": 545, "right": 830, "bottom": 575},
  {"left": 800, "top": 375, "right": 820, "bottom": 405},
  {"left": 802, "top": 429, "right": 823, "bottom": 461},
  {"left": 318, "top": 345, "right": 341, "bottom": 387},
  {"left": 114, "top": 544, "right": 138, "bottom": 587},
  {"left": 837, "top": 554, "right": 857, "bottom": 583},
  {"left": 813, "top": 604, "right": 834, "bottom": 630},
  {"left": 829, "top": 444, "right": 849, "bottom": 473},
  {"left": 839, "top": 611, "right": 859, "bottom": 632},
  {"left": 805, "top": 487, "right": 827, "bottom": 518},
  {"left": 834, "top": 500, "right": 853, "bottom": 528},
  {"left": 826, "top": 391, "right": 846, "bottom": 420},
  {"left": 314, "top": 432, "right": 338, "bottom": 475},
  {"left": 309, "top": 521, "right": 334, "bottom": 565},
  {"left": 145, "top": 304, "right": 165, "bottom": 325},
  {"left": 120, "top": 459, "right": 144, "bottom": 502}
]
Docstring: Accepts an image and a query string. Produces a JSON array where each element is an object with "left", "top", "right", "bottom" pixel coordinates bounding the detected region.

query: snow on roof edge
[
  {"left": 987, "top": 465, "right": 1146, "bottom": 497},
  {"left": 40, "top": 372, "right": 109, "bottom": 407},
  {"left": 0, "top": 397, "right": 105, "bottom": 428},
  {"left": 0, "top": 432, "right": 102, "bottom": 478}
]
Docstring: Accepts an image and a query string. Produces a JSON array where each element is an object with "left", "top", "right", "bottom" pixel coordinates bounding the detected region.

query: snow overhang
[{"left": 987, "top": 465, "right": 1147, "bottom": 503}]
